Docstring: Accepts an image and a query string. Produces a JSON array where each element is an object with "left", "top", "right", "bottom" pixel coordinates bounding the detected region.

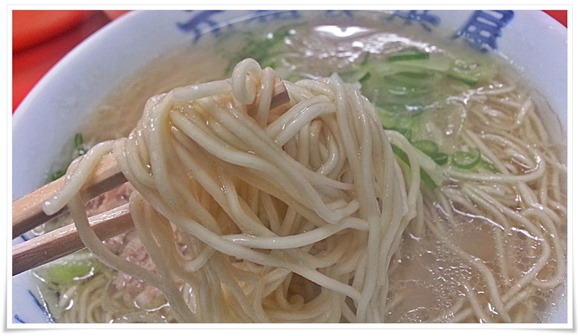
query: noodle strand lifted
[{"left": 42, "top": 58, "right": 425, "bottom": 322}]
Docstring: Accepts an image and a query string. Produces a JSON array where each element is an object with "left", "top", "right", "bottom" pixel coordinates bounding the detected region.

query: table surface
[{"left": 11, "top": 9, "right": 568, "bottom": 114}]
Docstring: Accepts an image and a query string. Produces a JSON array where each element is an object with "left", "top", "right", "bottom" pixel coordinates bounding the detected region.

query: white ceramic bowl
[{"left": 11, "top": 10, "right": 568, "bottom": 325}]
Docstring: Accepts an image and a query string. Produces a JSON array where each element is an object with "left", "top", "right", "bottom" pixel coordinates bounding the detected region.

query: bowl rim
[{"left": 10, "top": 9, "right": 570, "bottom": 325}]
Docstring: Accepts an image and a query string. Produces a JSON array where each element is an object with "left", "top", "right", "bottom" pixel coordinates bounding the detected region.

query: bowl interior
[{"left": 11, "top": 10, "right": 568, "bottom": 324}]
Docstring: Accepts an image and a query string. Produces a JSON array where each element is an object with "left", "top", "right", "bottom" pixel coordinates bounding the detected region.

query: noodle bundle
[
  {"left": 43, "top": 58, "right": 428, "bottom": 322},
  {"left": 33, "top": 16, "right": 567, "bottom": 322}
]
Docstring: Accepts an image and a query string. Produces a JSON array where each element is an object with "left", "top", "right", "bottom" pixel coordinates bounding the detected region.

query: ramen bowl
[{"left": 11, "top": 10, "right": 568, "bottom": 325}]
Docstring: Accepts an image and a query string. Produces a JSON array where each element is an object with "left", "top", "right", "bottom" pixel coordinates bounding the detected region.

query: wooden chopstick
[
  {"left": 12, "top": 152, "right": 126, "bottom": 239},
  {"left": 12, "top": 204, "right": 132, "bottom": 276},
  {"left": 12, "top": 77, "right": 290, "bottom": 276},
  {"left": 12, "top": 77, "right": 289, "bottom": 240}
]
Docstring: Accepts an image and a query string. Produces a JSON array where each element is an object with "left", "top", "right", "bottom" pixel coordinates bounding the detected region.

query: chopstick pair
[
  {"left": 12, "top": 77, "right": 290, "bottom": 276},
  {"left": 12, "top": 153, "right": 131, "bottom": 276}
]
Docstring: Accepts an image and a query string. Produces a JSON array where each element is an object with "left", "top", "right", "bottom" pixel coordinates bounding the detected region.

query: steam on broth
[{"left": 31, "top": 15, "right": 566, "bottom": 323}]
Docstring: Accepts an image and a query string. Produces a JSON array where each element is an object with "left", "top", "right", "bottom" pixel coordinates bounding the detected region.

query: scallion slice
[
  {"left": 452, "top": 149, "right": 481, "bottom": 170},
  {"left": 429, "top": 152, "right": 449, "bottom": 166},
  {"left": 388, "top": 50, "right": 429, "bottom": 63},
  {"left": 412, "top": 139, "right": 439, "bottom": 156},
  {"left": 481, "top": 159, "right": 499, "bottom": 173},
  {"left": 74, "top": 133, "right": 86, "bottom": 155},
  {"left": 391, "top": 144, "right": 440, "bottom": 190}
]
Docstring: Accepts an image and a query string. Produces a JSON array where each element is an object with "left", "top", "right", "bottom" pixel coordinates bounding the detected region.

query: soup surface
[{"left": 30, "top": 13, "right": 567, "bottom": 323}]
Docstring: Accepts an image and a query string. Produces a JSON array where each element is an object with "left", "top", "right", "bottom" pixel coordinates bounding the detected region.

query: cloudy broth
[{"left": 34, "top": 15, "right": 567, "bottom": 323}]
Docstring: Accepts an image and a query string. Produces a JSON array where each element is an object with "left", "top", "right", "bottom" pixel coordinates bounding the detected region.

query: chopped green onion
[
  {"left": 452, "top": 149, "right": 481, "bottom": 170},
  {"left": 74, "top": 133, "right": 83, "bottom": 147},
  {"left": 38, "top": 251, "right": 100, "bottom": 286},
  {"left": 429, "top": 151, "right": 449, "bottom": 166},
  {"left": 386, "top": 127, "right": 413, "bottom": 141},
  {"left": 49, "top": 133, "right": 87, "bottom": 182},
  {"left": 391, "top": 144, "right": 439, "bottom": 190},
  {"left": 225, "top": 27, "right": 292, "bottom": 74},
  {"left": 376, "top": 106, "right": 417, "bottom": 136},
  {"left": 385, "top": 56, "right": 452, "bottom": 74},
  {"left": 448, "top": 58, "right": 497, "bottom": 86},
  {"left": 285, "top": 74, "right": 303, "bottom": 82},
  {"left": 74, "top": 133, "right": 86, "bottom": 155},
  {"left": 411, "top": 140, "right": 448, "bottom": 166},
  {"left": 392, "top": 71, "right": 435, "bottom": 80},
  {"left": 481, "top": 159, "right": 499, "bottom": 173},
  {"left": 383, "top": 72, "right": 435, "bottom": 99},
  {"left": 51, "top": 170, "right": 65, "bottom": 181},
  {"left": 358, "top": 72, "right": 371, "bottom": 83},
  {"left": 388, "top": 50, "right": 429, "bottom": 62},
  {"left": 391, "top": 144, "right": 410, "bottom": 166},
  {"left": 412, "top": 139, "right": 438, "bottom": 156},
  {"left": 420, "top": 169, "right": 438, "bottom": 190}
]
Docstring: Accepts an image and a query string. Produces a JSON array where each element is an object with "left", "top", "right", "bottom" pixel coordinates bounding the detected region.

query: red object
[
  {"left": 12, "top": 10, "right": 112, "bottom": 112},
  {"left": 543, "top": 10, "right": 567, "bottom": 27},
  {"left": 12, "top": 10, "right": 91, "bottom": 52}
]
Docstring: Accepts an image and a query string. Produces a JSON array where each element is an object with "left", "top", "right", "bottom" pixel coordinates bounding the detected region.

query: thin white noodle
[
  {"left": 43, "top": 58, "right": 418, "bottom": 322},
  {"left": 40, "top": 58, "right": 566, "bottom": 323}
]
